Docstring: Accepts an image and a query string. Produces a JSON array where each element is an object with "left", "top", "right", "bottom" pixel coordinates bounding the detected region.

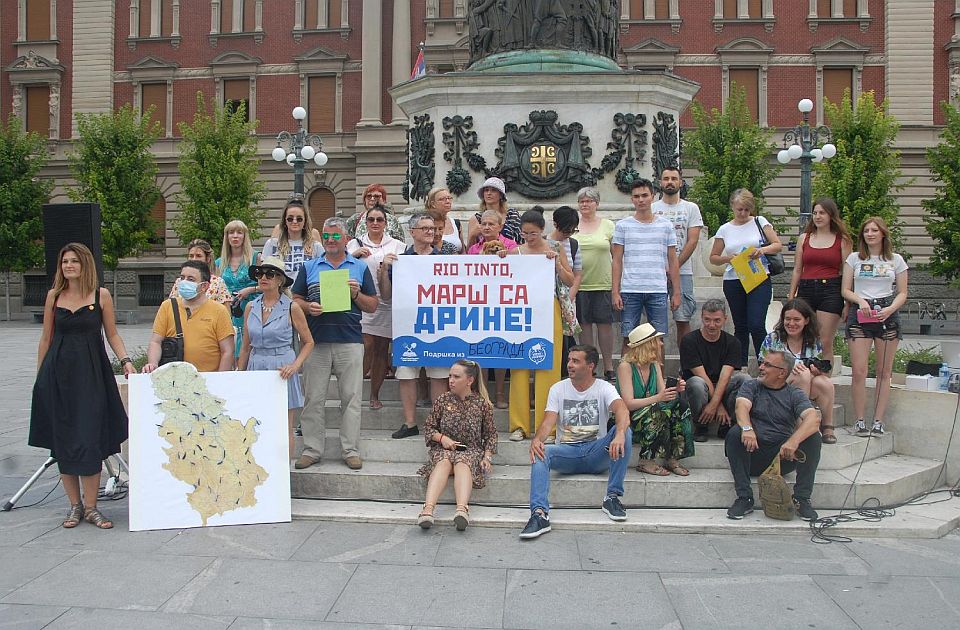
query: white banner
[
  {"left": 392, "top": 254, "right": 555, "bottom": 369},
  {"left": 127, "top": 363, "right": 291, "bottom": 531}
]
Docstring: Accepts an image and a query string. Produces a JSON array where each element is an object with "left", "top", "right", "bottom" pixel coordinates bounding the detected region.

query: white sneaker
[{"left": 509, "top": 429, "right": 525, "bottom": 441}]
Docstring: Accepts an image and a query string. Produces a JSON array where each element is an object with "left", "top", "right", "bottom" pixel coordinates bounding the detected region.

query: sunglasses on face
[
  {"left": 286, "top": 216, "right": 304, "bottom": 223},
  {"left": 253, "top": 269, "right": 282, "bottom": 280},
  {"left": 321, "top": 232, "right": 343, "bottom": 241},
  {"left": 365, "top": 193, "right": 384, "bottom": 200},
  {"left": 366, "top": 216, "right": 386, "bottom": 223}
]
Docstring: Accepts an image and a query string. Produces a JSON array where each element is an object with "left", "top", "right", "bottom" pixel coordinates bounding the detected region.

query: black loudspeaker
[{"left": 42, "top": 203, "right": 104, "bottom": 286}]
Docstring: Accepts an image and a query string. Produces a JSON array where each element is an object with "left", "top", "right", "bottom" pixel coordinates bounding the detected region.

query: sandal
[
  {"left": 637, "top": 461, "right": 671, "bottom": 476},
  {"left": 62, "top": 503, "right": 84, "bottom": 529},
  {"left": 417, "top": 504, "right": 435, "bottom": 529},
  {"left": 369, "top": 399, "right": 383, "bottom": 410},
  {"left": 495, "top": 399, "right": 509, "bottom": 409},
  {"left": 82, "top": 506, "right": 113, "bottom": 529},
  {"left": 821, "top": 425, "right": 837, "bottom": 445},
  {"left": 454, "top": 505, "right": 470, "bottom": 531},
  {"left": 665, "top": 460, "right": 690, "bottom": 477}
]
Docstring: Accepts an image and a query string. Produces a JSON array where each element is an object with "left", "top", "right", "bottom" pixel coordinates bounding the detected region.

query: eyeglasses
[
  {"left": 437, "top": 196, "right": 454, "bottom": 202},
  {"left": 321, "top": 232, "right": 343, "bottom": 241},
  {"left": 364, "top": 193, "right": 384, "bottom": 200},
  {"left": 760, "top": 361, "right": 787, "bottom": 371},
  {"left": 366, "top": 216, "right": 385, "bottom": 223},
  {"left": 286, "top": 216, "right": 304, "bottom": 223},
  {"left": 253, "top": 269, "right": 282, "bottom": 280},
  {"left": 412, "top": 226, "right": 436, "bottom": 232}
]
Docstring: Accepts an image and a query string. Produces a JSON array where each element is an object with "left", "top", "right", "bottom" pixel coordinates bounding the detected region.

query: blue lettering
[
  {"left": 414, "top": 308, "right": 435, "bottom": 334},
  {"left": 504, "top": 307, "right": 524, "bottom": 331},
  {"left": 437, "top": 307, "right": 457, "bottom": 331}
]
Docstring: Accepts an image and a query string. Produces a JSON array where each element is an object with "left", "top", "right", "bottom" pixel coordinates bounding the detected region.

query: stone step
[
  {"left": 290, "top": 452, "right": 942, "bottom": 510},
  {"left": 308, "top": 426, "right": 889, "bottom": 470}
]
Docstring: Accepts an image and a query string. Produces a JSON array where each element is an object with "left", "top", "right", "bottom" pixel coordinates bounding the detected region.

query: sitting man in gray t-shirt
[{"left": 724, "top": 350, "right": 822, "bottom": 522}]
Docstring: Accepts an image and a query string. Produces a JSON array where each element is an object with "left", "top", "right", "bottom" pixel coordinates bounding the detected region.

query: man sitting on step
[
  {"left": 679, "top": 298, "right": 749, "bottom": 442},
  {"left": 520, "top": 345, "right": 631, "bottom": 539},
  {"left": 725, "top": 350, "right": 822, "bottom": 521}
]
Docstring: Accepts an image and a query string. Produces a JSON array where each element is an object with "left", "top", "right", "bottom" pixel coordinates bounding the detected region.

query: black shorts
[
  {"left": 845, "top": 296, "right": 902, "bottom": 341},
  {"left": 576, "top": 290, "right": 614, "bottom": 325},
  {"left": 796, "top": 277, "right": 844, "bottom": 316}
]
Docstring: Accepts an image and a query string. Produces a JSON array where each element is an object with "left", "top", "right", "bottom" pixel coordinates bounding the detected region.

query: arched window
[
  {"left": 149, "top": 196, "right": 166, "bottom": 246},
  {"left": 307, "top": 187, "right": 336, "bottom": 229}
]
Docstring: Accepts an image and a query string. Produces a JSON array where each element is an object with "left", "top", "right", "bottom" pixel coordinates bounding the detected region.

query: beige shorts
[{"left": 395, "top": 366, "right": 449, "bottom": 380}]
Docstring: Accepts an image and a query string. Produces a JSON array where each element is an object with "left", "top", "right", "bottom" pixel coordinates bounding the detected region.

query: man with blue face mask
[{"left": 143, "top": 260, "right": 235, "bottom": 373}]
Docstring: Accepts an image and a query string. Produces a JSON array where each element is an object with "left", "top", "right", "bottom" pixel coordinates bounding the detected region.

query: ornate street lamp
[
  {"left": 777, "top": 98, "right": 836, "bottom": 232},
  {"left": 272, "top": 106, "right": 328, "bottom": 199}
]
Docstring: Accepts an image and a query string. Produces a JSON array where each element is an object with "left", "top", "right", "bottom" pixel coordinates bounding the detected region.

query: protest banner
[{"left": 392, "top": 254, "right": 555, "bottom": 369}]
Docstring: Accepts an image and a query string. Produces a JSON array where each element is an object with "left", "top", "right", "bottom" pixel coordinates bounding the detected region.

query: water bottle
[{"left": 940, "top": 363, "right": 951, "bottom": 391}]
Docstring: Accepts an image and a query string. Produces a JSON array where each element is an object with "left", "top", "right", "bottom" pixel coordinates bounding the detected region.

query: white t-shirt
[
  {"left": 846, "top": 252, "right": 908, "bottom": 299},
  {"left": 546, "top": 378, "right": 622, "bottom": 444},
  {"left": 262, "top": 238, "right": 314, "bottom": 281},
  {"left": 715, "top": 216, "right": 773, "bottom": 281},
  {"left": 612, "top": 215, "right": 677, "bottom": 293},
  {"left": 652, "top": 199, "right": 704, "bottom": 276}
]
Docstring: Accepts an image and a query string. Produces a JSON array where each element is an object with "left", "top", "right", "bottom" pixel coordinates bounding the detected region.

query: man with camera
[{"left": 143, "top": 260, "right": 235, "bottom": 373}]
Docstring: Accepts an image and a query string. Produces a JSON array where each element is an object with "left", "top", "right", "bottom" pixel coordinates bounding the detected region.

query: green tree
[
  {"left": 0, "top": 115, "right": 52, "bottom": 319},
  {"left": 813, "top": 90, "right": 907, "bottom": 250},
  {"left": 69, "top": 104, "right": 161, "bottom": 280},
  {"left": 924, "top": 101, "right": 960, "bottom": 283},
  {"left": 173, "top": 93, "right": 265, "bottom": 247},
  {"left": 682, "top": 85, "right": 782, "bottom": 235}
]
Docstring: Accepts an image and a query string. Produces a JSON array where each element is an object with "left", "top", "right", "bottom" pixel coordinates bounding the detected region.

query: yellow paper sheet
[
  {"left": 319, "top": 269, "right": 351, "bottom": 313},
  {"left": 731, "top": 247, "right": 769, "bottom": 293}
]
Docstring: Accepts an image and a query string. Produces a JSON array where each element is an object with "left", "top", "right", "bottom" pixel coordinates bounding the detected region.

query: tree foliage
[
  {"left": 812, "top": 90, "right": 907, "bottom": 250},
  {"left": 69, "top": 104, "right": 161, "bottom": 269},
  {"left": 682, "top": 85, "right": 782, "bottom": 235},
  {"left": 0, "top": 114, "right": 51, "bottom": 273},
  {"left": 173, "top": 92, "right": 266, "bottom": 247},
  {"left": 923, "top": 101, "right": 960, "bottom": 282}
]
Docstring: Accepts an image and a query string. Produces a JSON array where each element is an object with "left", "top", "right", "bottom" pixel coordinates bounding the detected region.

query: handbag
[
  {"left": 230, "top": 296, "right": 245, "bottom": 319},
  {"left": 552, "top": 242, "right": 582, "bottom": 337},
  {"left": 755, "top": 217, "right": 785, "bottom": 276},
  {"left": 757, "top": 451, "right": 806, "bottom": 521},
  {"left": 158, "top": 297, "right": 185, "bottom": 366}
]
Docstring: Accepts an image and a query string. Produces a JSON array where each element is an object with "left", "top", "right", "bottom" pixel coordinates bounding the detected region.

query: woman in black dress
[{"left": 29, "top": 243, "right": 135, "bottom": 529}]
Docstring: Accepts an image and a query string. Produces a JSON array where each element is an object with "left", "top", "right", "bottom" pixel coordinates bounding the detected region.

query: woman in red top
[{"left": 789, "top": 197, "right": 852, "bottom": 359}]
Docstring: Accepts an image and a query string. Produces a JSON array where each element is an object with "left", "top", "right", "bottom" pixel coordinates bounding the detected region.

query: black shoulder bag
[
  {"left": 755, "top": 217, "right": 785, "bottom": 276},
  {"left": 158, "top": 297, "right": 185, "bottom": 365}
]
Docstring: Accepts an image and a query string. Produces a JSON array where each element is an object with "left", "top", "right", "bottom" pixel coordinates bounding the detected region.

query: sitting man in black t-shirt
[
  {"left": 725, "top": 349, "right": 822, "bottom": 521},
  {"left": 679, "top": 299, "right": 749, "bottom": 442}
]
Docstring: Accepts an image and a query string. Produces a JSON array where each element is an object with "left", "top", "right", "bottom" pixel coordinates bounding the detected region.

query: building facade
[{"left": 1, "top": 1, "right": 957, "bottom": 313}]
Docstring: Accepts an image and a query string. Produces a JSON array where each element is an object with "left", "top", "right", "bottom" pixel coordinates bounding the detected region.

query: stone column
[
  {"left": 391, "top": 0, "right": 411, "bottom": 123},
  {"left": 358, "top": 0, "right": 382, "bottom": 126}
]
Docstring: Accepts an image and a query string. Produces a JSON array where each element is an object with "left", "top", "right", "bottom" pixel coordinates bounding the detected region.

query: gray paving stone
[
  {"left": 503, "top": 569, "right": 678, "bottom": 630},
  {"left": 814, "top": 575, "right": 960, "bottom": 629},
  {"left": 43, "top": 608, "right": 235, "bottom": 630},
  {"left": 0, "top": 547, "right": 78, "bottom": 598},
  {"left": 0, "top": 603, "right": 69, "bottom": 629},
  {"left": 661, "top": 573, "right": 859, "bottom": 629},
  {"left": 0, "top": 550, "right": 214, "bottom": 609},
  {"left": 25, "top": 506, "right": 181, "bottom": 554},
  {"left": 707, "top": 534, "right": 870, "bottom": 575},
  {"left": 0, "top": 504, "right": 66, "bottom": 547},
  {"left": 847, "top": 536, "right": 960, "bottom": 577},
  {"left": 229, "top": 620, "right": 410, "bottom": 630},
  {"left": 294, "top": 522, "right": 443, "bottom": 566},
  {"left": 434, "top": 526, "right": 582, "bottom": 571},
  {"left": 327, "top": 564, "right": 504, "bottom": 627},
  {"left": 576, "top": 531, "right": 729, "bottom": 574},
  {"left": 161, "top": 557, "right": 356, "bottom": 621},
  {"left": 158, "top": 521, "right": 321, "bottom": 561}
]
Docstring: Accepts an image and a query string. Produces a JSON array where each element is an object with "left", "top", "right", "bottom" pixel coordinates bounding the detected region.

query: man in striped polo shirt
[{"left": 611, "top": 178, "right": 680, "bottom": 355}]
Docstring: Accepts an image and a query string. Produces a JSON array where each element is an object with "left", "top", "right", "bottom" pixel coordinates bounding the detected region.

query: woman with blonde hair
[
  {"left": 426, "top": 186, "right": 464, "bottom": 253},
  {"left": 216, "top": 220, "right": 259, "bottom": 357},
  {"left": 170, "top": 238, "right": 232, "bottom": 303},
  {"left": 261, "top": 199, "right": 320, "bottom": 282},
  {"left": 617, "top": 323, "right": 692, "bottom": 476},
  {"left": 30, "top": 243, "right": 136, "bottom": 529}
]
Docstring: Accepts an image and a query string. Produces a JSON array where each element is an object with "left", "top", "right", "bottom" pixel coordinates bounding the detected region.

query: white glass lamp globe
[
  {"left": 300, "top": 145, "right": 315, "bottom": 160},
  {"left": 777, "top": 150, "right": 790, "bottom": 164},
  {"left": 292, "top": 106, "right": 307, "bottom": 121},
  {"left": 811, "top": 148, "right": 824, "bottom": 162},
  {"left": 286, "top": 153, "right": 296, "bottom": 165},
  {"left": 787, "top": 144, "right": 803, "bottom": 160},
  {"left": 272, "top": 146, "right": 286, "bottom": 161},
  {"left": 821, "top": 143, "right": 837, "bottom": 159},
  {"left": 798, "top": 98, "right": 814, "bottom": 113},
  {"left": 314, "top": 151, "right": 329, "bottom": 167}
]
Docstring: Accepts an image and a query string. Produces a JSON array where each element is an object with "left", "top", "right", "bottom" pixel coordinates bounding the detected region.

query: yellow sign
[
  {"left": 731, "top": 247, "right": 769, "bottom": 293},
  {"left": 529, "top": 144, "right": 557, "bottom": 179}
]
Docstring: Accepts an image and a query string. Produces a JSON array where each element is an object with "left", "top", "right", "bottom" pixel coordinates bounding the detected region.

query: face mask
[{"left": 179, "top": 280, "right": 200, "bottom": 300}]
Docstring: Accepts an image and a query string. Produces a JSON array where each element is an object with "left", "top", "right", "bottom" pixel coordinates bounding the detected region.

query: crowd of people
[{"left": 28, "top": 171, "right": 909, "bottom": 536}]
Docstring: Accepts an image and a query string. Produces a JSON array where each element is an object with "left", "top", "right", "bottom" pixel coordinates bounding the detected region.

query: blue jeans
[
  {"left": 529, "top": 427, "right": 633, "bottom": 513},
  {"left": 722, "top": 279, "right": 772, "bottom": 365},
  {"left": 620, "top": 292, "right": 668, "bottom": 337}
]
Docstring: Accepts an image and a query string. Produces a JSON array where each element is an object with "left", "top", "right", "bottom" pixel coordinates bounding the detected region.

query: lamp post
[
  {"left": 777, "top": 98, "right": 836, "bottom": 232},
  {"left": 272, "top": 106, "right": 329, "bottom": 199}
]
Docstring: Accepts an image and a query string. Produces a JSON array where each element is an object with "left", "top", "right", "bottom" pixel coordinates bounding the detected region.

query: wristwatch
[{"left": 741, "top": 426, "right": 754, "bottom": 432}]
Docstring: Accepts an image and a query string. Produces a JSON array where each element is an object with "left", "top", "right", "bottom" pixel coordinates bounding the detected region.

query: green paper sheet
[{"left": 320, "top": 269, "right": 351, "bottom": 313}]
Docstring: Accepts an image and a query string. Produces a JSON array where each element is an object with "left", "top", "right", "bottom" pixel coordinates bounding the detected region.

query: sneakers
[
  {"left": 726, "top": 496, "right": 755, "bottom": 520},
  {"left": 870, "top": 421, "right": 885, "bottom": 437},
  {"left": 854, "top": 419, "right": 870, "bottom": 437},
  {"left": 509, "top": 428, "right": 525, "bottom": 441},
  {"left": 391, "top": 423, "right": 419, "bottom": 439},
  {"left": 519, "top": 510, "right": 551, "bottom": 539},
  {"left": 793, "top": 497, "right": 818, "bottom": 521},
  {"left": 602, "top": 495, "right": 627, "bottom": 521},
  {"left": 693, "top": 425, "right": 709, "bottom": 443}
]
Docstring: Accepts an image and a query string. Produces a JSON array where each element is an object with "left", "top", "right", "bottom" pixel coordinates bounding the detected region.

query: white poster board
[
  {"left": 127, "top": 363, "right": 291, "bottom": 531},
  {"left": 392, "top": 254, "right": 555, "bottom": 369}
]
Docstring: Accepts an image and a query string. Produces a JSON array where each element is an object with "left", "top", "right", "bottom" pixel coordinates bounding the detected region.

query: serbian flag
[{"left": 410, "top": 47, "right": 425, "bottom": 80}]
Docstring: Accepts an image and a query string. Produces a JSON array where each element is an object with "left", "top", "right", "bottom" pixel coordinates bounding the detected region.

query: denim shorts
[
  {"left": 845, "top": 295, "right": 902, "bottom": 341},
  {"left": 797, "top": 277, "right": 844, "bottom": 316},
  {"left": 620, "top": 292, "right": 669, "bottom": 336},
  {"left": 668, "top": 275, "right": 697, "bottom": 322}
]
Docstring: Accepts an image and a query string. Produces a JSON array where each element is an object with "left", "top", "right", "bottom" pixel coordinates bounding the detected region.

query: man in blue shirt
[{"left": 292, "top": 217, "right": 378, "bottom": 470}]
